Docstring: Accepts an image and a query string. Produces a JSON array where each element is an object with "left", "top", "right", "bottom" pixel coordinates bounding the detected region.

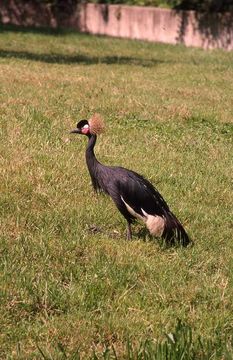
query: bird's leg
[{"left": 126, "top": 222, "right": 132, "bottom": 240}]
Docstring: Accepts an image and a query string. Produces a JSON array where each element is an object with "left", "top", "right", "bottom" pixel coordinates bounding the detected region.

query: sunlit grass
[{"left": 0, "top": 25, "right": 233, "bottom": 359}]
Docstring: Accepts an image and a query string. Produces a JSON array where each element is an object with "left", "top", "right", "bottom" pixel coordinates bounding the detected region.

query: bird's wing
[
  {"left": 115, "top": 168, "right": 170, "bottom": 218},
  {"left": 104, "top": 166, "right": 190, "bottom": 246}
]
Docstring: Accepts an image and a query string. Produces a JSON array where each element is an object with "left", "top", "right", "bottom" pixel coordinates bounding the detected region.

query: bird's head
[{"left": 70, "top": 114, "right": 105, "bottom": 137}]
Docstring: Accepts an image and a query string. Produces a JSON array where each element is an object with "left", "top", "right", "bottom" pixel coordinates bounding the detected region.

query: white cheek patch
[{"left": 83, "top": 124, "right": 89, "bottom": 129}]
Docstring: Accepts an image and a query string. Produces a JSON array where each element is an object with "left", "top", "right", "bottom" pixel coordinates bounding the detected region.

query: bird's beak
[{"left": 70, "top": 128, "right": 80, "bottom": 134}]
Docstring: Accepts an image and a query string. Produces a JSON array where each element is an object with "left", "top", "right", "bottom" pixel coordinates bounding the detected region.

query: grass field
[{"left": 0, "top": 25, "right": 233, "bottom": 359}]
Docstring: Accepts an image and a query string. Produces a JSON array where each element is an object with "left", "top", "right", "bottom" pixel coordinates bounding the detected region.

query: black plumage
[{"left": 70, "top": 116, "right": 191, "bottom": 246}]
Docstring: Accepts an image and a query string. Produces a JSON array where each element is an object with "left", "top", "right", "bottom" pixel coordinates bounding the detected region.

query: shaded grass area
[{"left": 0, "top": 25, "right": 233, "bottom": 358}]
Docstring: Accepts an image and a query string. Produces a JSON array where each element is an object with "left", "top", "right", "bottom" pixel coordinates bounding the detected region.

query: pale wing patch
[
  {"left": 120, "top": 196, "right": 145, "bottom": 222},
  {"left": 121, "top": 196, "right": 165, "bottom": 237},
  {"left": 141, "top": 207, "right": 165, "bottom": 236},
  {"left": 145, "top": 215, "right": 165, "bottom": 237},
  {"left": 141, "top": 208, "right": 149, "bottom": 217}
]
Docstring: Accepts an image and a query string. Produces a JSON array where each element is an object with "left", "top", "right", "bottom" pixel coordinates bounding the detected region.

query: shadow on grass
[
  {"left": 0, "top": 48, "right": 167, "bottom": 67},
  {"left": 0, "top": 24, "right": 170, "bottom": 67},
  {"left": 87, "top": 223, "right": 193, "bottom": 248},
  {"left": 0, "top": 24, "right": 77, "bottom": 36}
]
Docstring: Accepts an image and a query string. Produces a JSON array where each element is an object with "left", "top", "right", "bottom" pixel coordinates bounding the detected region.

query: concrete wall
[
  {"left": 1, "top": 1, "right": 233, "bottom": 50},
  {"left": 78, "top": 4, "right": 233, "bottom": 50}
]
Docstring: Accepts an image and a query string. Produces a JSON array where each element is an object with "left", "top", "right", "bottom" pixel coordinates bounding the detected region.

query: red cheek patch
[{"left": 82, "top": 127, "right": 90, "bottom": 135}]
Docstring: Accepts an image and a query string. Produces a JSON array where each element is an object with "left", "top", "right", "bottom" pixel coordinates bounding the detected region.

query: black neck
[
  {"left": 86, "top": 134, "right": 97, "bottom": 161},
  {"left": 85, "top": 134, "right": 101, "bottom": 191}
]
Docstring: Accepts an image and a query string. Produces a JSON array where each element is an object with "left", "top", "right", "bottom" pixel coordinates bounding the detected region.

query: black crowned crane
[{"left": 70, "top": 114, "right": 191, "bottom": 246}]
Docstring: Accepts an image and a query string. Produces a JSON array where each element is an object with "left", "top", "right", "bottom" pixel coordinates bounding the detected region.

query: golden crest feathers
[{"left": 89, "top": 113, "right": 105, "bottom": 135}]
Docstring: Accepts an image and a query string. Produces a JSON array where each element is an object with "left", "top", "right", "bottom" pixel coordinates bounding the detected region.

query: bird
[{"left": 70, "top": 114, "right": 191, "bottom": 246}]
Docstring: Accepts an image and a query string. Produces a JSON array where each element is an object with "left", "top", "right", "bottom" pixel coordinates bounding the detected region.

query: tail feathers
[
  {"left": 162, "top": 211, "right": 191, "bottom": 247},
  {"left": 141, "top": 208, "right": 191, "bottom": 246}
]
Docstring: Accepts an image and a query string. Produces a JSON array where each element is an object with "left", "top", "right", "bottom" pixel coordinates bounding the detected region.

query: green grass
[{"left": 0, "top": 25, "right": 233, "bottom": 359}]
